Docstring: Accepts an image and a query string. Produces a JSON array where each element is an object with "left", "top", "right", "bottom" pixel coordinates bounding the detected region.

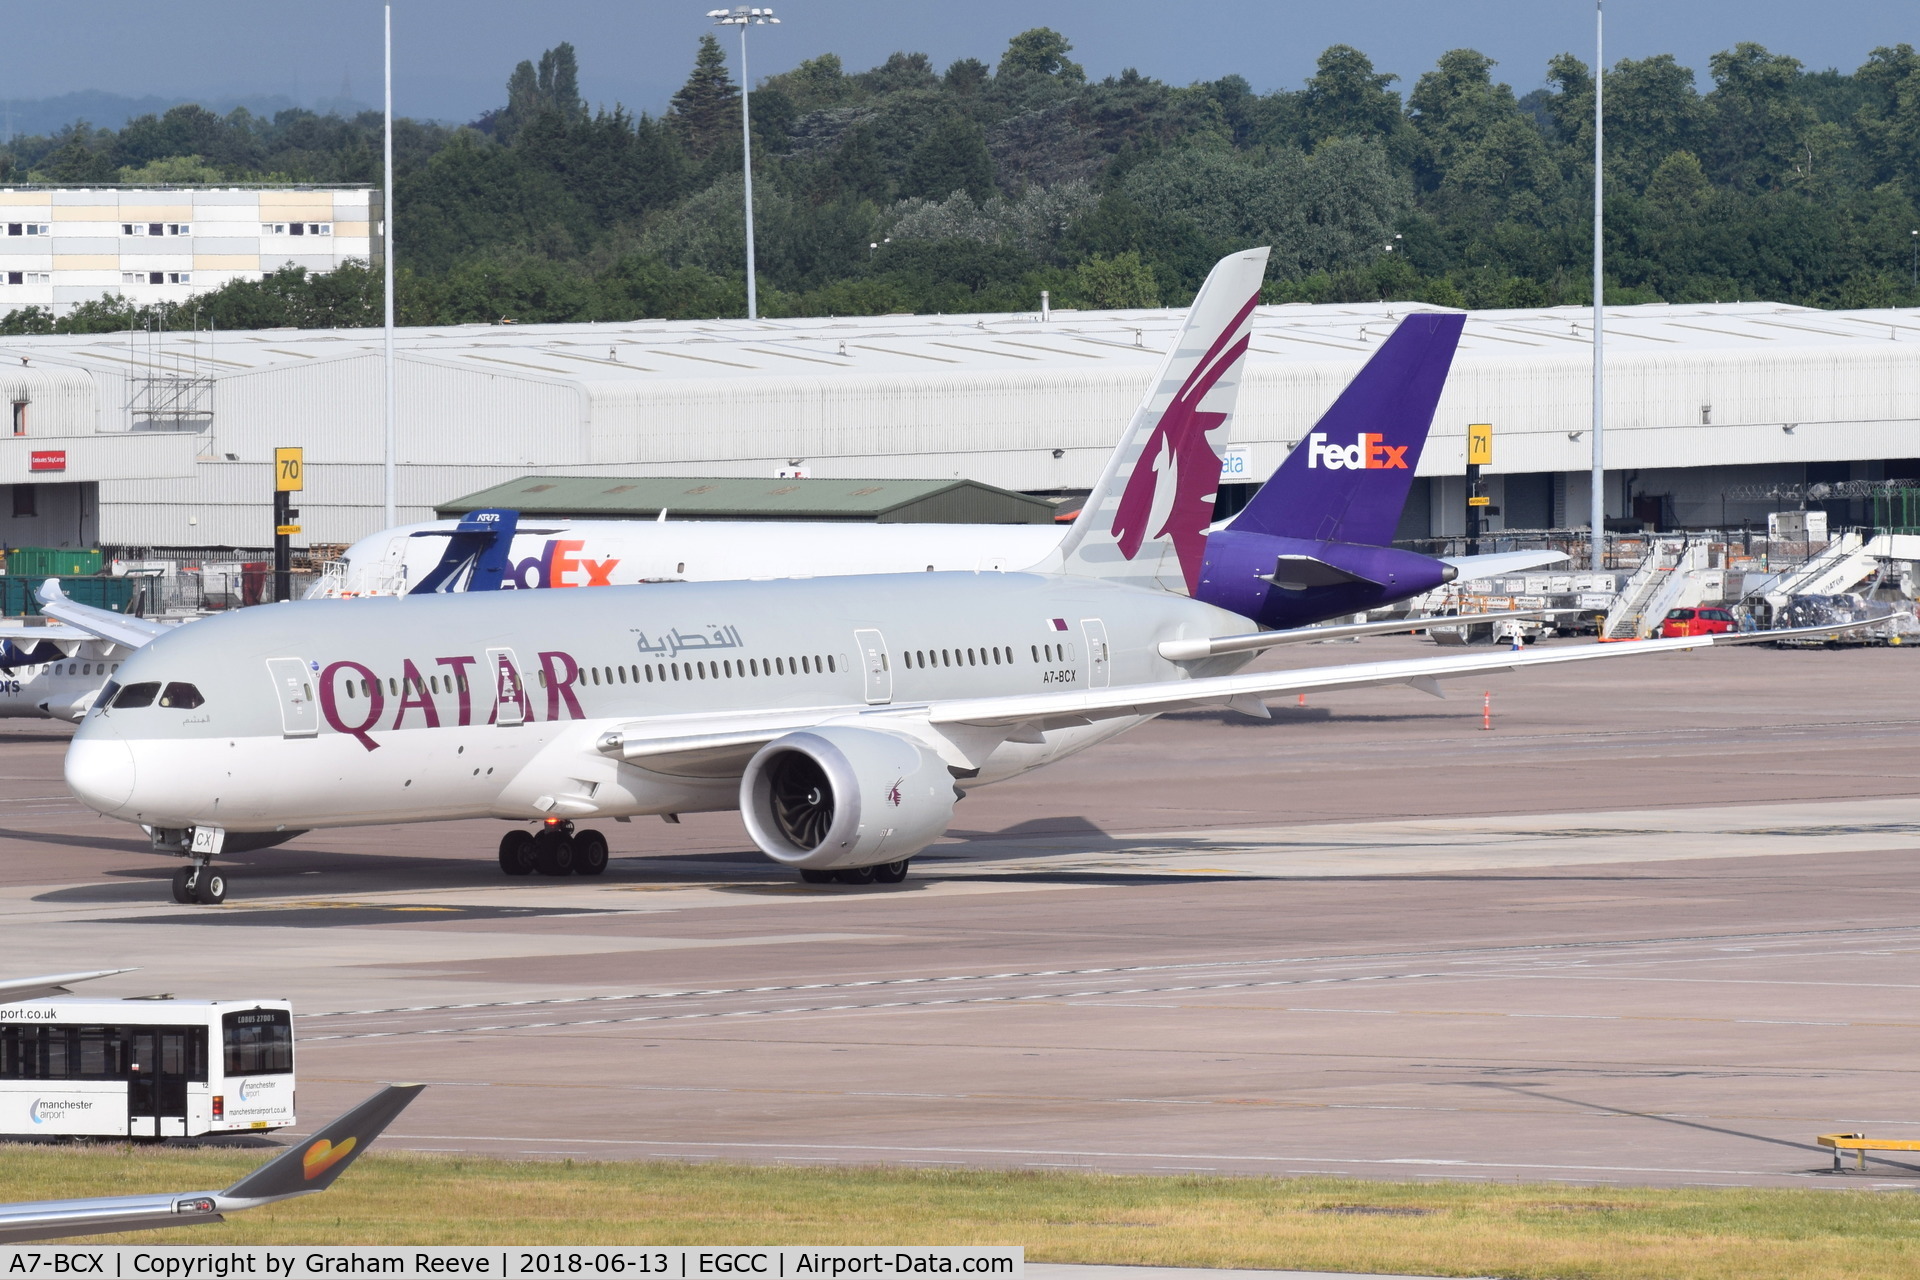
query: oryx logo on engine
[{"left": 1306, "top": 432, "right": 1408, "bottom": 471}]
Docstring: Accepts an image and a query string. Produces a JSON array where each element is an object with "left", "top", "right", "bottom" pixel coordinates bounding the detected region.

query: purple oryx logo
[
  {"left": 1110, "top": 292, "right": 1257, "bottom": 594},
  {"left": 886, "top": 779, "right": 904, "bottom": 807}
]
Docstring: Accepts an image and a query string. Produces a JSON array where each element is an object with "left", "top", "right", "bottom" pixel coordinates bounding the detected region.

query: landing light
[{"left": 543, "top": 816, "right": 563, "bottom": 827}]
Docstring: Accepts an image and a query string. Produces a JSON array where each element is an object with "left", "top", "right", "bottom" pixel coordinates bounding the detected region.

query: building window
[
  {"left": 167, "top": 272, "right": 191, "bottom": 285},
  {"left": 4, "top": 273, "right": 19, "bottom": 286},
  {"left": 22, "top": 272, "right": 47, "bottom": 285},
  {"left": 166, "top": 223, "right": 190, "bottom": 236},
  {"left": 310, "top": 223, "right": 331, "bottom": 236},
  {"left": 121, "top": 223, "right": 146, "bottom": 236},
  {"left": 147, "top": 222, "right": 163, "bottom": 236},
  {"left": 13, "top": 485, "right": 35, "bottom": 518},
  {"left": 9, "top": 223, "right": 47, "bottom": 237},
  {"left": 261, "top": 222, "right": 287, "bottom": 235},
  {"left": 147, "top": 272, "right": 163, "bottom": 285},
  {"left": 10, "top": 403, "right": 24, "bottom": 437},
  {"left": 289, "top": 222, "right": 305, "bottom": 236}
]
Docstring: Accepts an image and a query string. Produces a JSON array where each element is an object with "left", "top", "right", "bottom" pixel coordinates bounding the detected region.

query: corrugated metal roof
[
  {"left": 435, "top": 474, "right": 1057, "bottom": 523},
  {"left": 8, "top": 300, "right": 1918, "bottom": 386}
]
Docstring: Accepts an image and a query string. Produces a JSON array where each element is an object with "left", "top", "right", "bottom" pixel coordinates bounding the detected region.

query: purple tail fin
[{"left": 1232, "top": 312, "right": 1464, "bottom": 546}]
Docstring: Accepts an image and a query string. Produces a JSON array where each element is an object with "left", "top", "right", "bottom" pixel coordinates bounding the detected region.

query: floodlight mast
[
  {"left": 1589, "top": 0, "right": 1605, "bottom": 572},
  {"left": 709, "top": 6, "right": 781, "bottom": 321},
  {"left": 383, "top": 4, "right": 397, "bottom": 528}
]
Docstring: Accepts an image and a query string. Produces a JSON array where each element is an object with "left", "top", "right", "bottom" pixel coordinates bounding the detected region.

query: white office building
[{"left": 0, "top": 187, "right": 374, "bottom": 316}]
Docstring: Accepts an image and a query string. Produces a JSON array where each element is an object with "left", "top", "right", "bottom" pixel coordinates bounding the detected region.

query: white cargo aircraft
[{"left": 63, "top": 248, "right": 1849, "bottom": 904}]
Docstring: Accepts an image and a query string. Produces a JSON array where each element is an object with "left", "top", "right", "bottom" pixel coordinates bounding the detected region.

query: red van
[{"left": 1658, "top": 606, "right": 1737, "bottom": 638}]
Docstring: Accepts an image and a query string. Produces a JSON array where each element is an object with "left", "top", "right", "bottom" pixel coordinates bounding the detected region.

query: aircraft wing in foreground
[
  {"left": 37, "top": 579, "right": 172, "bottom": 650},
  {"left": 0, "top": 1084, "right": 424, "bottom": 1244}
]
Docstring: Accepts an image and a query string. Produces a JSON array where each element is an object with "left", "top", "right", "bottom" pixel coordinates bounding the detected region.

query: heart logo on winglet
[{"left": 302, "top": 1135, "right": 357, "bottom": 1179}]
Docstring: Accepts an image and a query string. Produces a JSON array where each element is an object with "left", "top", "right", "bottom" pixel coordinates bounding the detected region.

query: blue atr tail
[{"left": 1230, "top": 312, "right": 1464, "bottom": 546}]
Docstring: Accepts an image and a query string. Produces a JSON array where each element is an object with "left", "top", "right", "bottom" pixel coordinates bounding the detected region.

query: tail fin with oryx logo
[{"left": 1047, "top": 246, "right": 1270, "bottom": 594}]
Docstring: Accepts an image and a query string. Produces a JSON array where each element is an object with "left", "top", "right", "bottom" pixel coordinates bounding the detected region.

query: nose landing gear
[{"left": 497, "top": 821, "right": 610, "bottom": 878}]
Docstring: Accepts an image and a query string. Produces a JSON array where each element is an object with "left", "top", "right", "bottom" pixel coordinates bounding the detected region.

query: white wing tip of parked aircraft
[{"left": 0, "top": 969, "right": 137, "bottom": 1002}]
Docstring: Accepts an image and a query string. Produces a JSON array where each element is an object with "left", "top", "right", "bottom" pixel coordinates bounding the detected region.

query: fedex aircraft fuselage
[
  {"left": 318, "top": 520, "right": 1066, "bottom": 596},
  {"left": 68, "top": 574, "right": 1248, "bottom": 837}
]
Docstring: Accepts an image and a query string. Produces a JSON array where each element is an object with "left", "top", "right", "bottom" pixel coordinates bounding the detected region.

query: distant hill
[{"left": 0, "top": 90, "right": 372, "bottom": 139}]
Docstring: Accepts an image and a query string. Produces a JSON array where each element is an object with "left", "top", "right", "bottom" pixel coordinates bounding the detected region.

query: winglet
[{"left": 220, "top": 1084, "right": 424, "bottom": 1205}]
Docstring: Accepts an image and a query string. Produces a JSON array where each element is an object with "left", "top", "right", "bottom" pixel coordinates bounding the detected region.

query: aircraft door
[
  {"left": 487, "top": 647, "right": 527, "bottom": 726},
  {"left": 853, "top": 628, "right": 892, "bottom": 704},
  {"left": 265, "top": 658, "right": 319, "bottom": 737},
  {"left": 1081, "top": 619, "right": 1111, "bottom": 688},
  {"left": 126, "top": 1027, "right": 192, "bottom": 1138}
]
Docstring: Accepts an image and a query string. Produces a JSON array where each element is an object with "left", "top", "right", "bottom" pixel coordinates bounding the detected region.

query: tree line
[{"left": 3, "top": 26, "right": 1919, "bottom": 334}]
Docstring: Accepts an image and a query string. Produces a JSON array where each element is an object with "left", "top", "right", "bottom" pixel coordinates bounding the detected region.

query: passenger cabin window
[
  {"left": 113, "top": 682, "right": 160, "bottom": 708},
  {"left": 158, "top": 682, "right": 204, "bottom": 709},
  {"left": 223, "top": 1009, "right": 293, "bottom": 1075}
]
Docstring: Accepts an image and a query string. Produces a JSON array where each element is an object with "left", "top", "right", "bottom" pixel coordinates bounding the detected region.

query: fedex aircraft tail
[
  {"left": 1048, "top": 246, "right": 1270, "bottom": 594},
  {"left": 1231, "top": 311, "right": 1463, "bottom": 547}
]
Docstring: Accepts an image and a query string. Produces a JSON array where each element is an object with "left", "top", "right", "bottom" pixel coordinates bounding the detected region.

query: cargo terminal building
[{"left": 0, "top": 299, "right": 1912, "bottom": 553}]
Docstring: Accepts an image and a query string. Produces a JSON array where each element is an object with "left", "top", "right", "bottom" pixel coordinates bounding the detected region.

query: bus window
[
  {"left": 223, "top": 1008, "right": 292, "bottom": 1075},
  {"left": 76, "top": 1026, "right": 125, "bottom": 1077}
]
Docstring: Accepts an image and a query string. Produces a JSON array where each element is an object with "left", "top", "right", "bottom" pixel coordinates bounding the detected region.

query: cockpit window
[
  {"left": 112, "top": 682, "right": 159, "bottom": 709},
  {"left": 95, "top": 681, "right": 120, "bottom": 710},
  {"left": 158, "top": 682, "right": 204, "bottom": 709}
]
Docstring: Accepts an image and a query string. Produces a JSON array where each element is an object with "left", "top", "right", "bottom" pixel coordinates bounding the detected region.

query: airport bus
[{"left": 0, "top": 998, "right": 294, "bottom": 1138}]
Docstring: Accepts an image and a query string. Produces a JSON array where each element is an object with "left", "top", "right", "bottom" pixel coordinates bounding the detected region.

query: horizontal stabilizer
[
  {"left": 1443, "top": 549, "right": 1573, "bottom": 579},
  {"left": 1262, "top": 554, "right": 1382, "bottom": 591}
]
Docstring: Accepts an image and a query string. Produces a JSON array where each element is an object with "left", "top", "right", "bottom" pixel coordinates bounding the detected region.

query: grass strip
[{"left": 4, "top": 1145, "right": 1920, "bottom": 1280}]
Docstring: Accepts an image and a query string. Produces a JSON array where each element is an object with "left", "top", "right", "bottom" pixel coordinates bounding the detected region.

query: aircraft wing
[
  {"left": 598, "top": 622, "right": 1861, "bottom": 774},
  {"left": 0, "top": 623, "right": 91, "bottom": 644},
  {"left": 0, "top": 969, "right": 135, "bottom": 1001},
  {"left": 928, "top": 622, "right": 1869, "bottom": 730},
  {"left": 1442, "top": 549, "right": 1572, "bottom": 579},
  {"left": 37, "top": 579, "right": 171, "bottom": 650},
  {"left": 0, "top": 1084, "right": 424, "bottom": 1244}
]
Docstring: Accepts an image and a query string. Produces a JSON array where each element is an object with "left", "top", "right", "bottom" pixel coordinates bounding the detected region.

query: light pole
[
  {"left": 708, "top": 6, "right": 780, "bottom": 321},
  {"left": 383, "top": 3, "right": 396, "bottom": 528},
  {"left": 1589, "top": 0, "right": 1606, "bottom": 573}
]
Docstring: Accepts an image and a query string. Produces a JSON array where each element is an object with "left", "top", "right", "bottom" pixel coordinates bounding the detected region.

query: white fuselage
[
  {"left": 0, "top": 645, "right": 128, "bottom": 722},
  {"left": 315, "top": 519, "right": 1067, "bottom": 597},
  {"left": 67, "top": 573, "right": 1246, "bottom": 836}
]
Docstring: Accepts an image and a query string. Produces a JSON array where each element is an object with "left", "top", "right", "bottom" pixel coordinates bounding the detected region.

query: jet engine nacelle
[{"left": 739, "top": 726, "right": 957, "bottom": 870}]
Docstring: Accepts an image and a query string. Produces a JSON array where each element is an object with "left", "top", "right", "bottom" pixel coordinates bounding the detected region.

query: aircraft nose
[{"left": 66, "top": 733, "right": 136, "bottom": 813}]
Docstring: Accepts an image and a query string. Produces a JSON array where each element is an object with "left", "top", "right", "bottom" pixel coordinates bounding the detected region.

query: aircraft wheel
[
  {"left": 498, "top": 829, "right": 536, "bottom": 876},
  {"left": 834, "top": 865, "right": 876, "bottom": 885},
  {"left": 798, "top": 869, "right": 833, "bottom": 884},
  {"left": 170, "top": 867, "right": 193, "bottom": 903},
  {"left": 192, "top": 871, "right": 227, "bottom": 905},
  {"left": 573, "top": 829, "right": 609, "bottom": 877},
  {"left": 532, "top": 829, "right": 575, "bottom": 876},
  {"left": 872, "top": 859, "right": 910, "bottom": 885}
]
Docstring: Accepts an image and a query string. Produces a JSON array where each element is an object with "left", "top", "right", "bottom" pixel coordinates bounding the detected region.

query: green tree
[
  {"left": 1705, "top": 42, "right": 1816, "bottom": 191},
  {"left": 1070, "top": 252, "right": 1158, "bottom": 308},
  {"left": 670, "top": 34, "right": 740, "bottom": 160},
  {"left": 998, "top": 28, "right": 1084, "bottom": 82},
  {"left": 1302, "top": 46, "right": 1404, "bottom": 146},
  {"left": 1854, "top": 44, "right": 1920, "bottom": 197},
  {"left": 901, "top": 115, "right": 996, "bottom": 202}
]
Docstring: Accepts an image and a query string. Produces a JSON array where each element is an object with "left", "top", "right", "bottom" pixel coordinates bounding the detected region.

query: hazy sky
[{"left": 10, "top": 0, "right": 1918, "bottom": 124}]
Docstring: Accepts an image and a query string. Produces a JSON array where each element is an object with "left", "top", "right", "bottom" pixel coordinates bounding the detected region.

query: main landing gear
[
  {"left": 499, "top": 820, "right": 609, "bottom": 878},
  {"left": 170, "top": 863, "right": 226, "bottom": 905},
  {"left": 799, "top": 859, "right": 911, "bottom": 886}
]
